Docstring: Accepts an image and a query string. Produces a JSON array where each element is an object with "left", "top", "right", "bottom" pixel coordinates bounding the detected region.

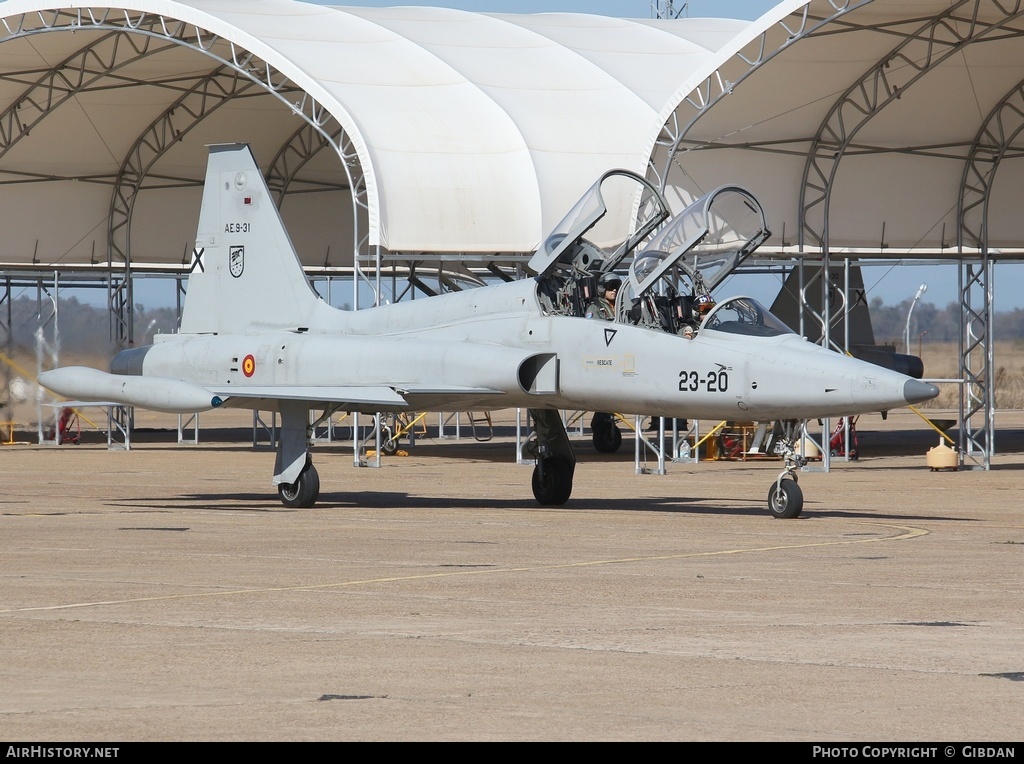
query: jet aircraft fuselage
[
  {"left": 39, "top": 144, "right": 938, "bottom": 518},
  {"left": 108, "top": 277, "right": 933, "bottom": 422}
]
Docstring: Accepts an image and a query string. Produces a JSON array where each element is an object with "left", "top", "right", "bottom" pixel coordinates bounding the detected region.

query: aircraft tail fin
[{"left": 180, "top": 143, "right": 324, "bottom": 334}]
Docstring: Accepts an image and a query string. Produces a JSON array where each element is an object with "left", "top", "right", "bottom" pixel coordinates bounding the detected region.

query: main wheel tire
[
  {"left": 278, "top": 462, "right": 320, "bottom": 508},
  {"left": 532, "top": 457, "right": 573, "bottom": 506},
  {"left": 592, "top": 423, "right": 622, "bottom": 453},
  {"left": 767, "top": 479, "right": 803, "bottom": 519}
]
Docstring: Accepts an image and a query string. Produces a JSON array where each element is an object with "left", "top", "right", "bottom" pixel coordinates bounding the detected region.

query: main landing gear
[
  {"left": 767, "top": 420, "right": 806, "bottom": 519},
  {"left": 273, "top": 400, "right": 322, "bottom": 508},
  {"left": 278, "top": 459, "right": 320, "bottom": 508},
  {"left": 525, "top": 409, "right": 576, "bottom": 506},
  {"left": 590, "top": 412, "right": 623, "bottom": 453}
]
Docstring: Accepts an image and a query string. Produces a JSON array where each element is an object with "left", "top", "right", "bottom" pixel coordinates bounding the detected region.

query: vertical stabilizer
[{"left": 180, "top": 144, "right": 324, "bottom": 334}]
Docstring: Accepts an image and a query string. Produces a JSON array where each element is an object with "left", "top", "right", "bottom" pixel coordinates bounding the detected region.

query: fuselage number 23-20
[{"left": 679, "top": 367, "right": 729, "bottom": 393}]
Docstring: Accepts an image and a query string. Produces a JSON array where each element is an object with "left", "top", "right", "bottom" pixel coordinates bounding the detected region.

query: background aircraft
[{"left": 40, "top": 144, "right": 938, "bottom": 518}]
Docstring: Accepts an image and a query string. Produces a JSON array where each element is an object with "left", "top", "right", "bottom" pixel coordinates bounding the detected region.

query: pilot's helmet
[
  {"left": 599, "top": 273, "right": 623, "bottom": 295},
  {"left": 696, "top": 293, "right": 715, "bottom": 315}
]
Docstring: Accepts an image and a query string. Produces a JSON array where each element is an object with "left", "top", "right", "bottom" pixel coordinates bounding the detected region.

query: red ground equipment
[
  {"left": 829, "top": 416, "right": 858, "bottom": 459},
  {"left": 51, "top": 406, "right": 80, "bottom": 444}
]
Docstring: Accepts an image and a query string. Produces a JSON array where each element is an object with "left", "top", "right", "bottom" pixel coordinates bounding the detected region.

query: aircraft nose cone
[{"left": 904, "top": 379, "right": 940, "bottom": 405}]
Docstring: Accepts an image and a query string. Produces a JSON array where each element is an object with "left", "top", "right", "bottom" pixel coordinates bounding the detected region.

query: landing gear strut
[
  {"left": 274, "top": 400, "right": 320, "bottom": 508},
  {"left": 525, "top": 409, "right": 576, "bottom": 506},
  {"left": 768, "top": 420, "right": 806, "bottom": 519}
]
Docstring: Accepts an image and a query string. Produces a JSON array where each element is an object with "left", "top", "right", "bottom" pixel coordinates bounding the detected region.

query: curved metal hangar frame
[
  {"left": 0, "top": 1, "right": 742, "bottom": 301},
  {"left": 4, "top": 0, "right": 1024, "bottom": 471},
  {"left": 653, "top": 0, "right": 1024, "bottom": 470},
  {"left": 0, "top": 1, "right": 372, "bottom": 346}
]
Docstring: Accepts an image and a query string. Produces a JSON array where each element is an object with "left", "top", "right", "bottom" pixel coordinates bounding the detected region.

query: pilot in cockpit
[
  {"left": 681, "top": 292, "right": 715, "bottom": 339},
  {"left": 696, "top": 293, "right": 715, "bottom": 319},
  {"left": 585, "top": 273, "right": 621, "bottom": 320}
]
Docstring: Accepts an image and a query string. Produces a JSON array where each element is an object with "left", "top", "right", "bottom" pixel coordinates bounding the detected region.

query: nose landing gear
[
  {"left": 768, "top": 421, "right": 806, "bottom": 519},
  {"left": 525, "top": 409, "right": 577, "bottom": 506},
  {"left": 767, "top": 476, "right": 803, "bottom": 519}
]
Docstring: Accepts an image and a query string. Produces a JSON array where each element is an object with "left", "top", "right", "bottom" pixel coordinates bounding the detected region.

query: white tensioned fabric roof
[
  {"left": 6, "top": 0, "right": 1022, "bottom": 272},
  {"left": 0, "top": 0, "right": 749, "bottom": 268},
  {"left": 659, "top": 0, "right": 1024, "bottom": 256}
]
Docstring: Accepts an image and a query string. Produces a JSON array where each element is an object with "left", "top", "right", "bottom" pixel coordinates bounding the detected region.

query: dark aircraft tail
[{"left": 769, "top": 263, "right": 925, "bottom": 378}]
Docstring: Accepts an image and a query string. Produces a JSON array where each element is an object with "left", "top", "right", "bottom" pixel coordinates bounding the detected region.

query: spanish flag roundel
[{"left": 242, "top": 354, "right": 256, "bottom": 377}]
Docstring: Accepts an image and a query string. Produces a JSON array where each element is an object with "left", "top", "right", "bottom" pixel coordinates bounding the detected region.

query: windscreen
[{"left": 700, "top": 297, "right": 794, "bottom": 337}]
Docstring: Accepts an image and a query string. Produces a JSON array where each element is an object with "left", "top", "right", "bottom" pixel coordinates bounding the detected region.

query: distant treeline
[
  {"left": 4, "top": 294, "right": 1024, "bottom": 358},
  {"left": 868, "top": 296, "right": 1024, "bottom": 345},
  {"left": 2, "top": 295, "right": 179, "bottom": 359}
]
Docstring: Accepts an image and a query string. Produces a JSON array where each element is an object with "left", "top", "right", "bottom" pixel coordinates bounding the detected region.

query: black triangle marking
[{"left": 604, "top": 328, "right": 617, "bottom": 347}]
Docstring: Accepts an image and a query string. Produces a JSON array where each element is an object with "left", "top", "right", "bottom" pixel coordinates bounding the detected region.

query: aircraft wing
[
  {"left": 214, "top": 384, "right": 505, "bottom": 410},
  {"left": 396, "top": 385, "right": 504, "bottom": 396},
  {"left": 215, "top": 385, "right": 409, "bottom": 408}
]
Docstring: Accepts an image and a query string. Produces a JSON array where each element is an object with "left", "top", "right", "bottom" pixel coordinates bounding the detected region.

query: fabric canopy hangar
[{"left": 4, "top": 0, "right": 1024, "bottom": 468}]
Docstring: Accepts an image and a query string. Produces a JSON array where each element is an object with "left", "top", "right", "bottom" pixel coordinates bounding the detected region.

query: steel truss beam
[
  {"left": 651, "top": 0, "right": 874, "bottom": 194},
  {"left": 267, "top": 122, "right": 345, "bottom": 202},
  {"left": 261, "top": 114, "right": 369, "bottom": 310},
  {"left": 265, "top": 120, "right": 368, "bottom": 272},
  {"left": 954, "top": 77, "right": 1024, "bottom": 468},
  {"left": 656, "top": 1, "right": 1024, "bottom": 472},
  {"left": 0, "top": 29, "right": 178, "bottom": 159},
  {"left": 958, "top": 260, "right": 995, "bottom": 467},
  {"left": 107, "top": 66, "right": 278, "bottom": 344},
  {"left": 799, "top": 1, "right": 1024, "bottom": 252},
  {"left": 794, "top": 1, "right": 1024, "bottom": 469}
]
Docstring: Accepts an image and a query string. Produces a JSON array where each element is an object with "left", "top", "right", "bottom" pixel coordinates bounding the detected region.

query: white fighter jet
[{"left": 40, "top": 144, "right": 938, "bottom": 518}]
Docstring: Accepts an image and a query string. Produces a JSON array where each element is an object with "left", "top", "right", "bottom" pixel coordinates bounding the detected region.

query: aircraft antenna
[{"left": 652, "top": 1, "right": 688, "bottom": 19}]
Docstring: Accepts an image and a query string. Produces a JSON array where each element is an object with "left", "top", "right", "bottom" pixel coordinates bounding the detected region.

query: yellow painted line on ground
[{"left": 0, "top": 521, "right": 927, "bottom": 615}]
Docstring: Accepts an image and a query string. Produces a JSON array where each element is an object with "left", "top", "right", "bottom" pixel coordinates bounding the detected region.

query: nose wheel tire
[
  {"left": 767, "top": 479, "right": 803, "bottom": 519},
  {"left": 532, "top": 457, "right": 573, "bottom": 506},
  {"left": 278, "top": 462, "right": 320, "bottom": 508}
]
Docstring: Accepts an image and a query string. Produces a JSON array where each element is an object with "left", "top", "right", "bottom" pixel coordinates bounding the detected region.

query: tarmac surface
[{"left": 2, "top": 410, "right": 1023, "bottom": 741}]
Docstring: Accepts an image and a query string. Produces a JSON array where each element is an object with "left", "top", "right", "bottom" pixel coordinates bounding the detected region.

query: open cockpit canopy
[
  {"left": 528, "top": 169, "right": 669, "bottom": 279},
  {"left": 627, "top": 187, "right": 769, "bottom": 299},
  {"left": 531, "top": 171, "right": 772, "bottom": 340}
]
